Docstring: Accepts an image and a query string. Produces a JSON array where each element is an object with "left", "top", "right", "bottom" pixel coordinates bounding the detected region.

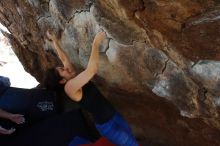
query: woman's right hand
[
  {"left": 0, "top": 126, "right": 15, "bottom": 135},
  {"left": 92, "top": 32, "right": 107, "bottom": 47}
]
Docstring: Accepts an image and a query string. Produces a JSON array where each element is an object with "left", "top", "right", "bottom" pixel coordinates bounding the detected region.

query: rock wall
[{"left": 0, "top": 0, "right": 220, "bottom": 145}]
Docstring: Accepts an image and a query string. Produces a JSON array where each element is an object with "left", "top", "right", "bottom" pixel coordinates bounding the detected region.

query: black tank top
[{"left": 80, "top": 81, "right": 115, "bottom": 124}]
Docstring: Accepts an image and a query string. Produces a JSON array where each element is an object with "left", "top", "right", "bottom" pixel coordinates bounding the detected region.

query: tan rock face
[{"left": 0, "top": 0, "right": 220, "bottom": 145}]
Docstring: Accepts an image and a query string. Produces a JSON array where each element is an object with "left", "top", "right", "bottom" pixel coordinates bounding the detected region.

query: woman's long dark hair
[{"left": 43, "top": 68, "right": 64, "bottom": 91}]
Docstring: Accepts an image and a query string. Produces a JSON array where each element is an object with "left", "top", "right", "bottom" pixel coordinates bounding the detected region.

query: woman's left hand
[{"left": 46, "top": 30, "right": 57, "bottom": 42}]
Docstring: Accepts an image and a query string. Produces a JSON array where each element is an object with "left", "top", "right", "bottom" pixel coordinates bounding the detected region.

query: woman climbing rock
[{"left": 44, "top": 30, "right": 139, "bottom": 146}]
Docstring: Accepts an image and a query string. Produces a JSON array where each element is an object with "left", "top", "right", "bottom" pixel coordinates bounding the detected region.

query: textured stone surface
[{"left": 0, "top": 0, "right": 220, "bottom": 145}]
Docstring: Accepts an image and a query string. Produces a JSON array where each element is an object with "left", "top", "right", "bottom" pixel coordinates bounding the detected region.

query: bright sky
[{"left": 0, "top": 23, "right": 39, "bottom": 88}]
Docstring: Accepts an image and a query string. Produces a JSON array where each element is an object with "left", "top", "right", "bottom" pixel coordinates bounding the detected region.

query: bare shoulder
[
  {"left": 64, "top": 86, "right": 83, "bottom": 102},
  {"left": 73, "top": 88, "right": 83, "bottom": 101}
]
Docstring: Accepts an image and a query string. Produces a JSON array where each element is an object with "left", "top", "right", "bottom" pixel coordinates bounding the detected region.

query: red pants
[{"left": 80, "top": 137, "right": 115, "bottom": 146}]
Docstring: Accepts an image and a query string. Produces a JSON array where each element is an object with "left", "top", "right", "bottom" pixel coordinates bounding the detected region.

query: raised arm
[
  {"left": 64, "top": 32, "right": 106, "bottom": 101},
  {"left": 46, "top": 31, "right": 74, "bottom": 72}
]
